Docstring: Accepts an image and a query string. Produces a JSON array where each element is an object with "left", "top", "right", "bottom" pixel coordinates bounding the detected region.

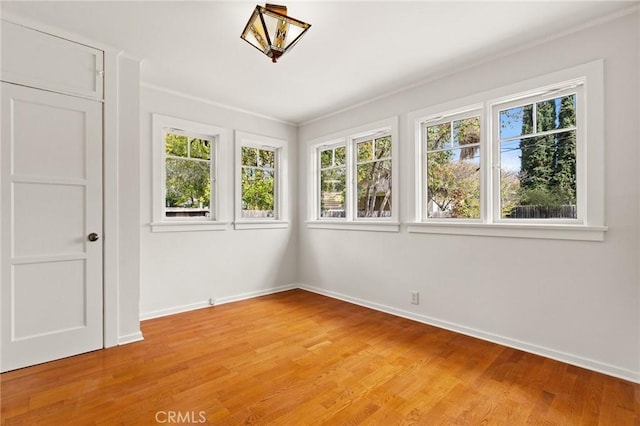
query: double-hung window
[
  {"left": 164, "top": 132, "right": 213, "bottom": 218},
  {"left": 495, "top": 89, "right": 579, "bottom": 221},
  {"left": 319, "top": 144, "right": 347, "bottom": 218},
  {"left": 409, "top": 60, "right": 605, "bottom": 241},
  {"left": 422, "top": 111, "right": 482, "bottom": 220},
  {"left": 355, "top": 134, "right": 393, "bottom": 218},
  {"left": 308, "top": 117, "right": 399, "bottom": 232},
  {"left": 151, "top": 114, "right": 228, "bottom": 232},
  {"left": 234, "top": 131, "right": 288, "bottom": 229}
]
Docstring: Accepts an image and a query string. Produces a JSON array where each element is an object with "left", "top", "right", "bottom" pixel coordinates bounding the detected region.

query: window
[
  {"left": 234, "top": 131, "right": 288, "bottom": 229},
  {"left": 319, "top": 144, "right": 347, "bottom": 218},
  {"left": 409, "top": 60, "right": 605, "bottom": 241},
  {"left": 164, "top": 131, "right": 213, "bottom": 219},
  {"left": 151, "top": 114, "right": 228, "bottom": 232},
  {"left": 496, "top": 91, "right": 578, "bottom": 221},
  {"left": 307, "top": 117, "right": 399, "bottom": 231},
  {"left": 423, "top": 112, "right": 481, "bottom": 220},
  {"left": 355, "top": 135, "right": 393, "bottom": 218},
  {"left": 240, "top": 146, "right": 276, "bottom": 218}
]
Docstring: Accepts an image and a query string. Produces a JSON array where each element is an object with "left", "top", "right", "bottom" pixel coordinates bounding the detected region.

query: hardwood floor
[{"left": 1, "top": 289, "right": 638, "bottom": 425}]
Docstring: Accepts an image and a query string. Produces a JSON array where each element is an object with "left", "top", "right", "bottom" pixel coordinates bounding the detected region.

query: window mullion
[
  {"left": 274, "top": 149, "right": 280, "bottom": 220},
  {"left": 425, "top": 143, "right": 481, "bottom": 155},
  {"left": 317, "top": 151, "right": 321, "bottom": 219},
  {"left": 210, "top": 142, "right": 216, "bottom": 220},
  {"left": 348, "top": 139, "right": 355, "bottom": 221},
  {"left": 500, "top": 127, "right": 576, "bottom": 144},
  {"left": 422, "top": 151, "right": 428, "bottom": 221},
  {"left": 489, "top": 103, "right": 499, "bottom": 224},
  {"left": 450, "top": 120, "right": 454, "bottom": 148}
]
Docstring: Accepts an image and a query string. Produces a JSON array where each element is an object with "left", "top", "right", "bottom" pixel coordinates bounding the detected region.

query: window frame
[
  {"left": 306, "top": 117, "right": 400, "bottom": 232},
  {"left": 491, "top": 85, "right": 584, "bottom": 225},
  {"left": 353, "top": 133, "right": 394, "bottom": 220},
  {"left": 408, "top": 60, "right": 606, "bottom": 241},
  {"left": 234, "top": 131, "right": 288, "bottom": 230},
  {"left": 151, "top": 114, "right": 229, "bottom": 233},
  {"left": 317, "top": 141, "right": 348, "bottom": 220},
  {"left": 418, "top": 107, "right": 484, "bottom": 223}
]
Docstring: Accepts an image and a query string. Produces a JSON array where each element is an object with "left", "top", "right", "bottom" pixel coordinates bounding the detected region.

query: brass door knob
[{"left": 87, "top": 233, "right": 100, "bottom": 242}]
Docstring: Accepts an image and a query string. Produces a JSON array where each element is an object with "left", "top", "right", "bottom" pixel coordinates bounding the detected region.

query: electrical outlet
[{"left": 410, "top": 291, "right": 419, "bottom": 305}]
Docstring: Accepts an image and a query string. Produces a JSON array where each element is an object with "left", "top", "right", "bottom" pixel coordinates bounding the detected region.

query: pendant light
[{"left": 240, "top": 4, "right": 311, "bottom": 63}]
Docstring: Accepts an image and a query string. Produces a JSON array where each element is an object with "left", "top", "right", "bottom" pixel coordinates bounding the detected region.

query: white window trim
[
  {"left": 491, "top": 84, "right": 585, "bottom": 226},
  {"left": 408, "top": 59, "right": 607, "bottom": 241},
  {"left": 418, "top": 106, "right": 484, "bottom": 223},
  {"left": 306, "top": 117, "right": 400, "bottom": 232},
  {"left": 234, "top": 131, "right": 289, "bottom": 230},
  {"left": 151, "top": 114, "right": 229, "bottom": 232}
]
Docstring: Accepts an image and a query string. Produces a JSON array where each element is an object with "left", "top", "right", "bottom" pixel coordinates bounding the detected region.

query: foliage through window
[
  {"left": 413, "top": 76, "right": 591, "bottom": 234},
  {"left": 152, "top": 114, "right": 227, "bottom": 232},
  {"left": 310, "top": 118, "right": 398, "bottom": 227},
  {"left": 424, "top": 115, "right": 481, "bottom": 219},
  {"left": 498, "top": 93, "right": 577, "bottom": 219},
  {"left": 319, "top": 145, "right": 346, "bottom": 218},
  {"left": 356, "top": 136, "right": 392, "bottom": 218},
  {"left": 164, "top": 131, "right": 213, "bottom": 218},
  {"left": 241, "top": 146, "right": 276, "bottom": 218}
]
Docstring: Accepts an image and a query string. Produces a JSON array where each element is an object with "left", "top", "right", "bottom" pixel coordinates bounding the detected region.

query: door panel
[
  {"left": 1, "top": 20, "right": 104, "bottom": 100},
  {"left": 1, "top": 82, "right": 103, "bottom": 372},
  {"left": 13, "top": 183, "right": 85, "bottom": 257},
  {"left": 12, "top": 99, "right": 88, "bottom": 179},
  {"left": 13, "top": 259, "right": 86, "bottom": 339}
]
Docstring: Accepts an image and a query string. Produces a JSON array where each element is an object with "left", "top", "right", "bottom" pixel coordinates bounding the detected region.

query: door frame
[{"left": 103, "top": 41, "right": 119, "bottom": 348}]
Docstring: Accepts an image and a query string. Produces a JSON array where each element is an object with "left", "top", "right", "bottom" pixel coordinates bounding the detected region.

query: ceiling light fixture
[{"left": 240, "top": 3, "right": 311, "bottom": 63}]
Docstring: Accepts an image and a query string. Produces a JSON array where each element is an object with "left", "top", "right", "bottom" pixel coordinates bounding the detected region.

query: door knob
[{"left": 88, "top": 233, "right": 100, "bottom": 242}]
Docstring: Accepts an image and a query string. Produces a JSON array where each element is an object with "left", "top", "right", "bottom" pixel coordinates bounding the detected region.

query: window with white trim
[
  {"left": 234, "top": 131, "right": 288, "bottom": 229},
  {"left": 151, "top": 114, "right": 228, "bottom": 232},
  {"left": 308, "top": 117, "right": 399, "bottom": 231},
  {"left": 164, "top": 131, "right": 213, "bottom": 219},
  {"left": 495, "top": 88, "right": 579, "bottom": 221},
  {"left": 319, "top": 144, "right": 347, "bottom": 218},
  {"left": 355, "top": 134, "right": 393, "bottom": 218},
  {"left": 409, "top": 60, "right": 606, "bottom": 241},
  {"left": 422, "top": 111, "right": 482, "bottom": 220}
]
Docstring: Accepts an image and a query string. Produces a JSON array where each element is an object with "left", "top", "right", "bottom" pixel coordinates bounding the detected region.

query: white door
[{"left": 1, "top": 82, "right": 103, "bottom": 372}]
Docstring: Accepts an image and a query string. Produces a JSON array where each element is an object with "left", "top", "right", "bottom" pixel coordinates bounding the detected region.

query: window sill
[
  {"left": 150, "top": 221, "right": 229, "bottom": 233},
  {"left": 234, "top": 220, "right": 289, "bottom": 230},
  {"left": 306, "top": 220, "right": 400, "bottom": 233},
  {"left": 407, "top": 222, "right": 607, "bottom": 241}
]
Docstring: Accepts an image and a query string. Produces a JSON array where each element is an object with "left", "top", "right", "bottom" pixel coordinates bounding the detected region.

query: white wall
[
  {"left": 298, "top": 12, "right": 640, "bottom": 382},
  {"left": 139, "top": 87, "right": 299, "bottom": 319}
]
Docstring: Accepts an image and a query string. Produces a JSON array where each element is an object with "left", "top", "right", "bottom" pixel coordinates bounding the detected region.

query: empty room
[{"left": 1, "top": 1, "right": 639, "bottom": 424}]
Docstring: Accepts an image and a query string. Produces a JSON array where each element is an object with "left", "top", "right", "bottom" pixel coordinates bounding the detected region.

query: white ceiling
[{"left": 1, "top": 1, "right": 636, "bottom": 124}]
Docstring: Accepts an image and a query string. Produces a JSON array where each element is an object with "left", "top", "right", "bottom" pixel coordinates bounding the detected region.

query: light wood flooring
[{"left": 1, "top": 289, "right": 639, "bottom": 425}]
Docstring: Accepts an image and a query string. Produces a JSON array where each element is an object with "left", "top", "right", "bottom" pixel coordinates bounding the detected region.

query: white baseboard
[
  {"left": 213, "top": 284, "right": 298, "bottom": 305},
  {"left": 135, "top": 283, "right": 639, "bottom": 383},
  {"left": 140, "top": 300, "right": 212, "bottom": 321},
  {"left": 299, "top": 284, "right": 640, "bottom": 384},
  {"left": 118, "top": 331, "right": 144, "bottom": 345},
  {"left": 139, "top": 284, "right": 298, "bottom": 321}
]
